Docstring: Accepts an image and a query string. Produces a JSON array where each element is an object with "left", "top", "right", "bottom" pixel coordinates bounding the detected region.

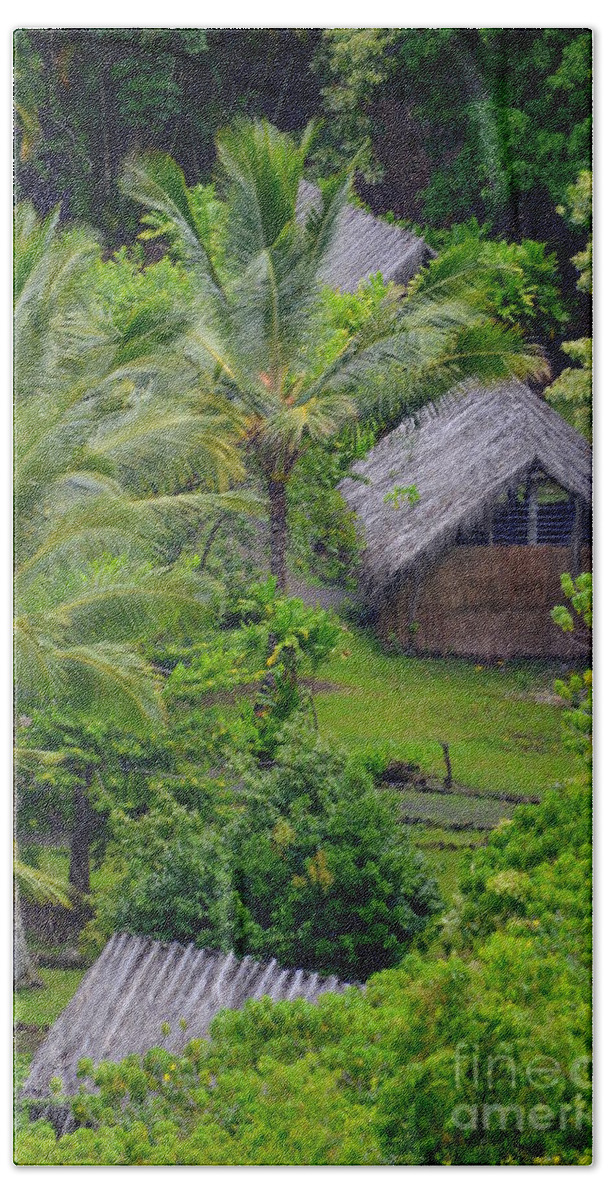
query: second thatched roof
[
  {"left": 339, "top": 380, "right": 592, "bottom": 599},
  {"left": 23, "top": 933, "right": 349, "bottom": 1105},
  {"left": 297, "top": 179, "right": 429, "bottom": 292}
]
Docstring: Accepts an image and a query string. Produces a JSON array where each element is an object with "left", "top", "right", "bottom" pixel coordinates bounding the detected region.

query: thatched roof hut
[
  {"left": 340, "top": 381, "right": 591, "bottom": 659},
  {"left": 297, "top": 179, "right": 430, "bottom": 291},
  {"left": 341, "top": 380, "right": 591, "bottom": 596},
  {"left": 22, "top": 933, "right": 348, "bottom": 1107}
]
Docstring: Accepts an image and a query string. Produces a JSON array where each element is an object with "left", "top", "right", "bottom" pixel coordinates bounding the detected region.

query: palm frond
[
  {"left": 406, "top": 238, "right": 524, "bottom": 303},
  {"left": 120, "top": 152, "right": 225, "bottom": 297},
  {"left": 262, "top": 393, "right": 357, "bottom": 461},
  {"left": 216, "top": 119, "right": 309, "bottom": 270},
  {"left": 303, "top": 168, "right": 353, "bottom": 269},
  {"left": 14, "top": 857, "right": 73, "bottom": 910},
  {"left": 57, "top": 642, "right": 164, "bottom": 728},
  {"left": 91, "top": 393, "right": 245, "bottom": 495}
]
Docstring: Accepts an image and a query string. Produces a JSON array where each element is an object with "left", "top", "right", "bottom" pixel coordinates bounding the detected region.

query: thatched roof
[
  {"left": 22, "top": 933, "right": 348, "bottom": 1103},
  {"left": 339, "top": 381, "right": 592, "bottom": 598},
  {"left": 298, "top": 179, "right": 429, "bottom": 292}
]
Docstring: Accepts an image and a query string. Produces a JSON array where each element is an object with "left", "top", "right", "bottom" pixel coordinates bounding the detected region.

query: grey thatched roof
[
  {"left": 339, "top": 380, "right": 592, "bottom": 597},
  {"left": 22, "top": 933, "right": 348, "bottom": 1102},
  {"left": 298, "top": 179, "right": 429, "bottom": 292}
]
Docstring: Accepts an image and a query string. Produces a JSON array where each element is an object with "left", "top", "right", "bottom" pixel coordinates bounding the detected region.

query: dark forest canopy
[
  {"left": 315, "top": 29, "right": 592, "bottom": 234},
  {"left": 15, "top": 28, "right": 591, "bottom": 241},
  {"left": 14, "top": 29, "right": 323, "bottom": 238},
  {"left": 14, "top": 27, "right": 592, "bottom": 354}
]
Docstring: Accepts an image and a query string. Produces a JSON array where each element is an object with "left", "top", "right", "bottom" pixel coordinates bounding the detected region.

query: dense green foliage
[
  {"left": 14, "top": 39, "right": 592, "bottom": 1165},
  {"left": 315, "top": 29, "right": 591, "bottom": 231},
  {"left": 424, "top": 219, "right": 568, "bottom": 343},
  {"left": 314, "top": 28, "right": 591, "bottom": 378},
  {"left": 545, "top": 171, "right": 592, "bottom": 438},
  {"left": 72, "top": 723, "right": 440, "bottom": 979},
  {"left": 16, "top": 767, "right": 591, "bottom": 1163},
  {"left": 14, "top": 29, "right": 321, "bottom": 238},
  {"left": 16, "top": 581, "right": 342, "bottom": 892},
  {"left": 16, "top": 28, "right": 591, "bottom": 249},
  {"left": 551, "top": 573, "right": 592, "bottom": 768},
  {"left": 229, "top": 729, "right": 441, "bottom": 976},
  {"left": 15, "top": 28, "right": 591, "bottom": 390},
  {"left": 18, "top": 566, "right": 441, "bottom": 979},
  {"left": 16, "top": 581, "right": 592, "bottom": 1163}
]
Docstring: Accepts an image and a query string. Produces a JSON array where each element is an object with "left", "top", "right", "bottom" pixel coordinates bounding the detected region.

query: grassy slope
[
  {"left": 314, "top": 627, "right": 573, "bottom": 903},
  {"left": 14, "top": 968, "right": 85, "bottom": 1028},
  {"left": 15, "top": 632, "right": 570, "bottom": 1020},
  {"left": 14, "top": 968, "right": 86, "bottom": 1088},
  {"left": 315, "top": 627, "right": 570, "bottom": 794}
]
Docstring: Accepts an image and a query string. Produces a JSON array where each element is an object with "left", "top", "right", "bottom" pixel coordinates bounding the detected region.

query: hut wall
[{"left": 377, "top": 545, "right": 591, "bottom": 659}]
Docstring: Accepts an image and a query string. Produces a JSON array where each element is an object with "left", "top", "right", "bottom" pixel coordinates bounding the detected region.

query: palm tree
[
  {"left": 122, "top": 119, "right": 548, "bottom": 590},
  {"left": 14, "top": 853, "right": 74, "bottom": 988},
  {"left": 14, "top": 202, "right": 246, "bottom": 983},
  {"left": 14, "top": 200, "right": 245, "bottom": 727}
]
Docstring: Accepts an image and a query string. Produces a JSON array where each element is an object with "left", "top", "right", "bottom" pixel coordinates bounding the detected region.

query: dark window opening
[{"left": 456, "top": 491, "right": 585, "bottom": 547}]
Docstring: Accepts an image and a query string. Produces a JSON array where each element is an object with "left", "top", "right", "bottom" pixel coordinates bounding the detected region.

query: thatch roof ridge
[
  {"left": 297, "top": 179, "right": 430, "bottom": 292},
  {"left": 339, "top": 381, "right": 591, "bottom": 596},
  {"left": 22, "top": 933, "right": 350, "bottom": 1102}
]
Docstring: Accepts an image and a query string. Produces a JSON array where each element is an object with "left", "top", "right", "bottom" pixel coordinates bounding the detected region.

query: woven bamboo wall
[{"left": 377, "top": 545, "right": 591, "bottom": 659}]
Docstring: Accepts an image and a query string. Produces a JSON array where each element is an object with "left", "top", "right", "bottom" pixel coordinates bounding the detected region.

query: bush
[
  {"left": 231, "top": 726, "right": 442, "bottom": 979},
  {"left": 85, "top": 724, "right": 440, "bottom": 981},
  {"left": 90, "top": 794, "right": 236, "bottom": 951}
]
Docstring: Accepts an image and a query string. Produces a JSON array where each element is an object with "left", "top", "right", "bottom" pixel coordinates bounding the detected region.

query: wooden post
[
  {"left": 441, "top": 742, "right": 453, "bottom": 791},
  {"left": 571, "top": 498, "right": 583, "bottom": 575},
  {"left": 486, "top": 507, "right": 494, "bottom": 545},
  {"left": 527, "top": 478, "right": 539, "bottom": 545}
]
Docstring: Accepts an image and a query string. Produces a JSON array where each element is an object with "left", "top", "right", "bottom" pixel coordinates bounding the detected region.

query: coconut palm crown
[{"left": 125, "top": 118, "right": 548, "bottom": 591}]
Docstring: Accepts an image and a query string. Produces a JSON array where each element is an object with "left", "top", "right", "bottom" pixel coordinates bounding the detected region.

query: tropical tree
[
  {"left": 14, "top": 201, "right": 244, "bottom": 981},
  {"left": 14, "top": 199, "right": 244, "bottom": 727},
  {"left": 546, "top": 170, "right": 592, "bottom": 439},
  {"left": 122, "top": 119, "right": 548, "bottom": 591}
]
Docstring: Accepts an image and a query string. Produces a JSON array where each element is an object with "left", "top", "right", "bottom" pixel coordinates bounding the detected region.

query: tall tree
[
  {"left": 14, "top": 199, "right": 243, "bottom": 725},
  {"left": 14, "top": 201, "right": 243, "bottom": 980},
  {"left": 122, "top": 119, "right": 548, "bottom": 590}
]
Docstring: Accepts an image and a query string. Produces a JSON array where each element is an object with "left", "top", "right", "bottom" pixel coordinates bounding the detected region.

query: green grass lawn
[
  {"left": 315, "top": 627, "right": 571, "bottom": 794},
  {"left": 20, "top": 845, "right": 114, "bottom": 893},
  {"left": 14, "top": 968, "right": 85, "bottom": 1029},
  {"left": 410, "top": 826, "right": 488, "bottom": 903}
]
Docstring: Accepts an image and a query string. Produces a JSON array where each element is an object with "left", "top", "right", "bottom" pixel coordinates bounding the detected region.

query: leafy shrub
[
  {"left": 16, "top": 766, "right": 591, "bottom": 1165},
  {"left": 288, "top": 462, "right": 363, "bottom": 586},
  {"left": 416, "top": 219, "right": 568, "bottom": 342},
  {"left": 84, "top": 723, "right": 440, "bottom": 981},
  {"left": 90, "top": 794, "right": 236, "bottom": 951},
  {"left": 551, "top": 572, "right": 592, "bottom": 767},
  {"left": 231, "top": 725, "right": 441, "bottom": 979}
]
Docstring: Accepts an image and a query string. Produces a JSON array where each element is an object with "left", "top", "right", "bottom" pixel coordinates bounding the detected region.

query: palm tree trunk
[
  {"left": 268, "top": 478, "right": 288, "bottom": 592},
  {"left": 14, "top": 884, "right": 42, "bottom": 989},
  {"left": 69, "top": 766, "right": 94, "bottom": 896}
]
